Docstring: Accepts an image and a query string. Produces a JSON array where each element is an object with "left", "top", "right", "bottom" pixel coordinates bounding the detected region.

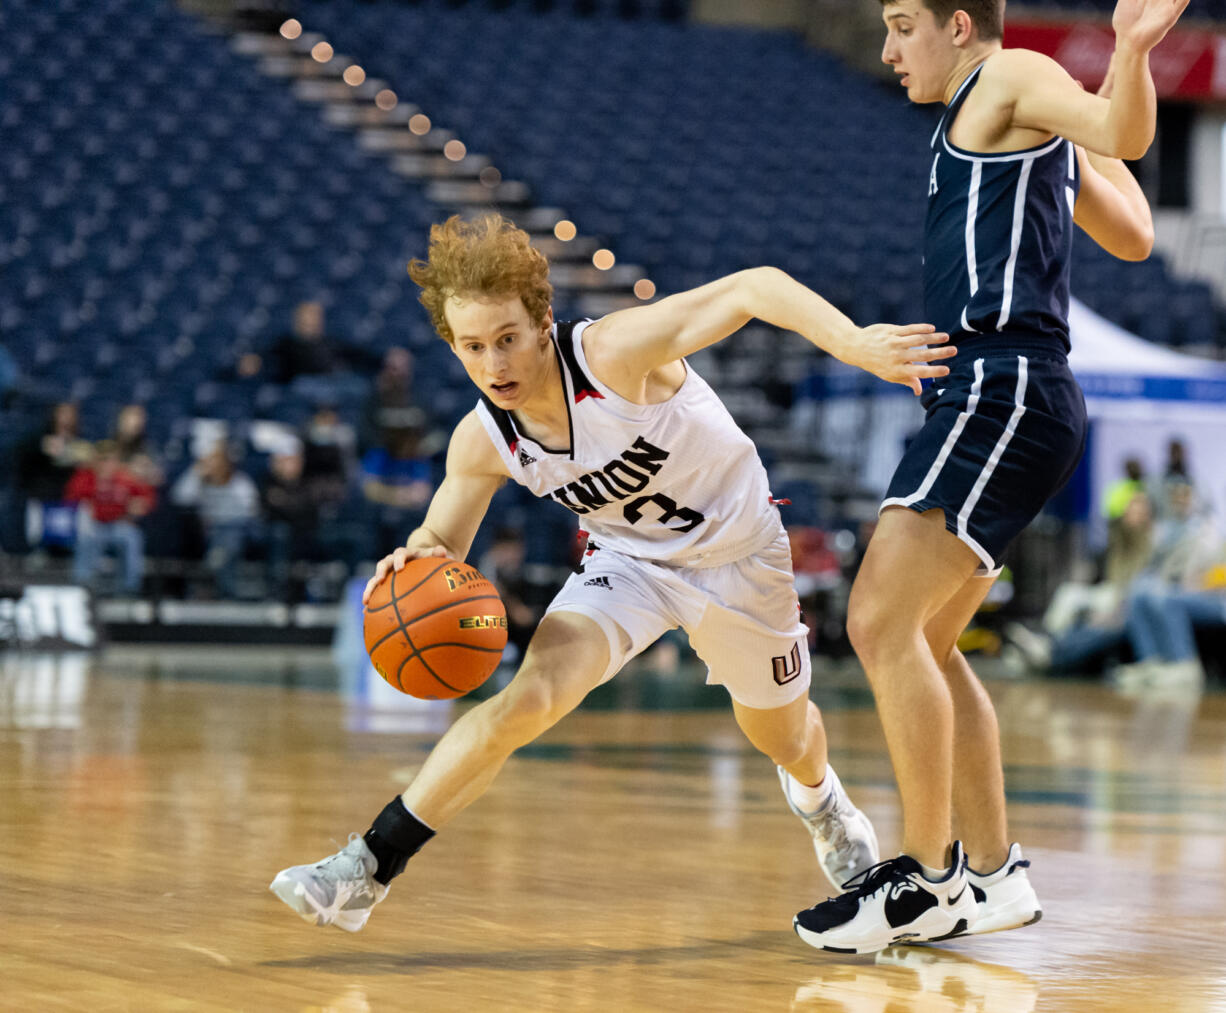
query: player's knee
[
  {"left": 491, "top": 669, "right": 571, "bottom": 741},
  {"left": 845, "top": 594, "right": 889, "bottom": 663},
  {"left": 926, "top": 634, "right": 959, "bottom": 671}
]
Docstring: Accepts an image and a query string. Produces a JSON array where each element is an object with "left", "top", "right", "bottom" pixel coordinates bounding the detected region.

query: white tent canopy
[
  {"left": 1066, "top": 298, "right": 1226, "bottom": 542},
  {"left": 1067, "top": 297, "right": 1226, "bottom": 416}
]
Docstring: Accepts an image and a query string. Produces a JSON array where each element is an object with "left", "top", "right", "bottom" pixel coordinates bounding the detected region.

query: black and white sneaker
[
  {"left": 952, "top": 843, "right": 1042, "bottom": 936},
  {"left": 793, "top": 841, "right": 978, "bottom": 954}
]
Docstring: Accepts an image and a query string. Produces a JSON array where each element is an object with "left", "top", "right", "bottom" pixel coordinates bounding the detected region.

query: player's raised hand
[
  {"left": 1112, "top": 0, "right": 1189, "bottom": 54},
  {"left": 363, "top": 543, "right": 449, "bottom": 604},
  {"left": 849, "top": 323, "right": 956, "bottom": 396}
]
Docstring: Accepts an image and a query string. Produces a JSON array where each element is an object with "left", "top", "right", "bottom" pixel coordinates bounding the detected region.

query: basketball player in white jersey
[
  {"left": 270, "top": 213, "right": 956, "bottom": 932},
  {"left": 793, "top": 0, "right": 1185, "bottom": 955}
]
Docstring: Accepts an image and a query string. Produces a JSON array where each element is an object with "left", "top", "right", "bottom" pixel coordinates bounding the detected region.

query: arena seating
[{"left": 0, "top": 0, "right": 1221, "bottom": 583}]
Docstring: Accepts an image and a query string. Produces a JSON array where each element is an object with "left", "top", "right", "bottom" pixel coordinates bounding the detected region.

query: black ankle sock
[{"left": 364, "top": 797, "right": 436, "bottom": 886}]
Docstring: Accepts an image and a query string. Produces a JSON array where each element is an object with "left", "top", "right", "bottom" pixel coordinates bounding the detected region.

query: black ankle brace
[{"left": 364, "top": 797, "right": 436, "bottom": 885}]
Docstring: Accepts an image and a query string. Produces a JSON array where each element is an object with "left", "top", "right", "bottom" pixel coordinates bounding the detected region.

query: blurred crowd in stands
[
  {"left": 1005, "top": 439, "right": 1226, "bottom": 690},
  {"left": 6, "top": 302, "right": 446, "bottom": 604}
]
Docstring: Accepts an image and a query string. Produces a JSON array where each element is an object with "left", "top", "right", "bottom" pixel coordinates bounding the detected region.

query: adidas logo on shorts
[
  {"left": 518, "top": 448, "right": 538, "bottom": 467},
  {"left": 583, "top": 576, "right": 612, "bottom": 589}
]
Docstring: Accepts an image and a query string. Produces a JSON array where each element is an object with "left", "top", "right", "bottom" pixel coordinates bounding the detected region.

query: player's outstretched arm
[
  {"left": 363, "top": 411, "right": 508, "bottom": 603},
  {"left": 587, "top": 266, "right": 954, "bottom": 396},
  {"left": 998, "top": 0, "right": 1187, "bottom": 160},
  {"left": 1072, "top": 62, "right": 1155, "bottom": 262}
]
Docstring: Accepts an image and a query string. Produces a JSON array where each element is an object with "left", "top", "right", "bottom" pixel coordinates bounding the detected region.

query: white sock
[
  {"left": 787, "top": 765, "right": 832, "bottom": 813},
  {"left": 918, "top": 859, "right": 949, "bottom": 883}
]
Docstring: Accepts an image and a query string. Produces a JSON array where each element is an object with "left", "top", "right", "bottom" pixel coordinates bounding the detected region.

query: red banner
[{"left": 1005, "top": 20, "right": 1226, "bottom": 100}]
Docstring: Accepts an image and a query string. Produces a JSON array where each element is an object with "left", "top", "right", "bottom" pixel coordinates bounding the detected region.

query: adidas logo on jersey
[
  {"left": 583, "top": 576, "right": 612, "bottom": 589},
  {"left": 518, "top": 448, "right": 538, "bottom": 467}
]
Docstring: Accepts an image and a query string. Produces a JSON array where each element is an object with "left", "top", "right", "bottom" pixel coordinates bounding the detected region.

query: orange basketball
[{"left": 363, "top": 557, "right": 507, "bottom": 699}]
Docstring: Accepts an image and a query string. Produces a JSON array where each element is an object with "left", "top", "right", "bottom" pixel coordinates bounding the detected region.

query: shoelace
[
  {"left": 840, "top": 855, "right": 919, "bottom": 895},
  {"left": 802, "top": 856, "right": 916, "bottom": 918},
  {"left": 315, "top": 836, "right": 365, "bottom": 885}
]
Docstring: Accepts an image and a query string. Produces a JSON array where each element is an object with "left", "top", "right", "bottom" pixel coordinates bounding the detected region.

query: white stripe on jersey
[
  {"left": 1065, "top": 142, "right": 1077, "bottom": 217},
  {"left": 959, "top": 161, "right": 983, "bottom": 334},
  {"left": 997, "top": 158, "right": 1034, "bottom": 331},
  {"left": 964, "top": 161, "right": 982, "bottom": 298}
]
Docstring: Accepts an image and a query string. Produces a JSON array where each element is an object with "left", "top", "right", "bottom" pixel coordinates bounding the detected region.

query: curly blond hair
[{"left": 408, "top": 214, "right": 553, "bottom": 344}]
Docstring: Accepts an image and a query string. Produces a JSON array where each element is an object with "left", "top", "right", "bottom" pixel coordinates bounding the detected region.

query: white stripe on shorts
[
  {"left": 956, "top": 356, "right": 1029, "bottom": 547},
  {"left": 881, "top": 358, "right": 985, "bottom": 510}
]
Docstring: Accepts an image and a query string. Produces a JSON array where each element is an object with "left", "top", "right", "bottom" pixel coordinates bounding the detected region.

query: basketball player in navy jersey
[
  {"left": 793, "top": 0, "right": 1187, "bottom": 954},
  {"left": 270, "top": 214, "right": 956, "bottom": 931}
]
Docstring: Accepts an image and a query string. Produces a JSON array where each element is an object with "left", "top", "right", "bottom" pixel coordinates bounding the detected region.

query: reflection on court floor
[{"left": 1, "top": 647, "right": 1223, "bottom": 1011}]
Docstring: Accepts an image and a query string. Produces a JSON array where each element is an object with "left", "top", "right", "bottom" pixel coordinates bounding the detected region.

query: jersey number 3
[{"left": 622, "top": 493, "right": 705, "bottom": 533}]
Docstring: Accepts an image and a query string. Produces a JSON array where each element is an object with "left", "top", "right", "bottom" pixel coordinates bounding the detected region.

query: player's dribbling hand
[
  {"left": 852, "top": 323, "right": 956, "bottom": 396},
  {"left": 363, "top": 544, "right": 450, "bottom": 604}
]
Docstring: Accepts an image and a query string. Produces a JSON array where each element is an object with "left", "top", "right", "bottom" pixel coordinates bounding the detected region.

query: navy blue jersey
[{"left": 924, "top": 64, "right": 1080, "bottom": 350}]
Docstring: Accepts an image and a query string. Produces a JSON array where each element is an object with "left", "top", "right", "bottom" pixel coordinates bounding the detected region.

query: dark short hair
[{"left": 880, "top": 1, "right": 1005, "bottom": 42}]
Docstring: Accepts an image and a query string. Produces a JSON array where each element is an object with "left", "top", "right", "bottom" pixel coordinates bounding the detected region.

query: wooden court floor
[{"left": 3, "top": 646, "right": 1225, "bottom": 1012}]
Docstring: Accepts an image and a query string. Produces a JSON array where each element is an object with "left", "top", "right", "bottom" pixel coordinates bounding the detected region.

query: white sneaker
[
  {"left": 270, "top": 834, "right": 389, "bottom": 932},
  {"left": 956, "top": 842, "right": 1042, "bottom": 936},
  {"left": 778, "top": 764, "right": 879, "bottom": 891},
  {"left": 1113, "top": 658, "right": 1205, "bottom": 696},
  {"left": 793, "top": 841, "right": 978, "bottom": 954}
]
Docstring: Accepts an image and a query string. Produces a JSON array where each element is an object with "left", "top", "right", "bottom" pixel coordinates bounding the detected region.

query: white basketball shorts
[{"left": 545, "top": 529, "right": 811, "bottom": 710}]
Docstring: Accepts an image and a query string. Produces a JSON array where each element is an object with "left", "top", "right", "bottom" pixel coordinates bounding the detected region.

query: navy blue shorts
[{"left": 881, "top": 347, "right": 1087, "bottom": 573}]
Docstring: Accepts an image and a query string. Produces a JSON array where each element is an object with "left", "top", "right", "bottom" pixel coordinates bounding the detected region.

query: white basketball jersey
[{"left": 474, "top": 319, "right": 782, "bottom": 566}]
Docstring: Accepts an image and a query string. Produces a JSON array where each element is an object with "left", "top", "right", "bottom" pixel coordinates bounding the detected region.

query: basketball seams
[
  {"left": 366, "top": 561, "right": 506, "bottom": 699},
  {"left": 416, "top": 642, "right": 506, "bottom": 654},
  {"left": 400, "top": 592, "right": 503, "bottom": 629},
  {"left": 394, "top": 652, "right": 463, "bottom": 696},
  {"left": 366, "top": 558, "right": 452, "bottom": 613}
]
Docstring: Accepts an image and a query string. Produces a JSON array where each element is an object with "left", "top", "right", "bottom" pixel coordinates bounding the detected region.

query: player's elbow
[
  {"left": 1104, "top": 126, "right": 1152, "bottom": 164},
  {"left": 1114, "top": 220, "right": 1155, "bottom": 262},
  {"left": 727, "top": 266, "right": 789, "bottom": 321},
  {"left": 1119, "top": 231, "right": 1154, "bottom": 262}
]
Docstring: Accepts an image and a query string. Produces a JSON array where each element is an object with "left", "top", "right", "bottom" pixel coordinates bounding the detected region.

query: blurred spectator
[
  {"left": 361, "top": 347, "right": 419, "bottom": 453},
  {"left": 478, "top": 527, "right": 543, "bottom": 665},
  {"left": 302, "top": 399, "right": 357, "bottom": 511},
  {"left": 1046, "top": 491, "right": 1155, "bottom": 636},
  {"left": 1017, "top": 481, "right": 1222, "bottom": 682},
  {"left": 1146, "top": 480, "right": 1214, "bottom": 587},
  {"left": 64, "top": 441, "right": 156, "bottom": 595},
  {"left": 222, "top": 301, "right": 375, "bottom": 408},
  {"left": 1113, "top": 480, "right": 1223, "bottom": 689},
  {"left": 170, "top": 443, "right": 260, "bottom": 599},
  {"left": 361, "top": 420, "right": 433, "bottom": 554},
  {"left": 1023, "top": 490, "right": 1155, "bottom": 675},
  {"left": 260, "top": 442, "right": 317, "bottom": 603},
  {"left": 112, "top": 403, "right": 164, "bottom": 487},
  {"left": 1163, "top": 438, "right": 1190, "bottom": 485},
  {"left": 1116, "top": 544, "right": 1226, "bottom": 691},
  {"left": 787, "top": 525, "right": 847, "bottom": 652},
  {"left": 270, "top": 300, "right": 341, "bottom": 383},
  {"left": 16, "top": 401, "right": 93, "bottom": 551},
  {"left": 1103, "top": 456, "right": 1145, "bottom": 521}
]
